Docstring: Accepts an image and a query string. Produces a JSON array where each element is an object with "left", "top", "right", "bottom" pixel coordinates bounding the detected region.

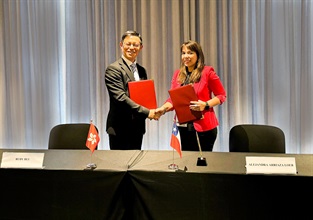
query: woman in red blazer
[{"left": 157, "top": 40, "right": 226, "bottom": 151}]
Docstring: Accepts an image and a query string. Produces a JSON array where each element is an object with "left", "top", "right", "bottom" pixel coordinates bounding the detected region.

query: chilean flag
[{"left": 170, "top": 122, "right": 182, "bottom": 158}]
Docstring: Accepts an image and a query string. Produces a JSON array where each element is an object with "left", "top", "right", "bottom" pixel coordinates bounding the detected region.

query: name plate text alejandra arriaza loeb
[{"left": 245, "top": 157, "right": 297, "bottom": 175}]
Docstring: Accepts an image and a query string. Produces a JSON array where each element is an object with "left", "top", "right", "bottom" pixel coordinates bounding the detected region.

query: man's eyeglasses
[{"left": 123, "top": 42, "right": 141, "bottom": 49}]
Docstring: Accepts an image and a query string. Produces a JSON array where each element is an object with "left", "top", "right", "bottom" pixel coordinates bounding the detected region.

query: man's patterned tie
[{"left": 130, "top": 63, "right": 140, "bottom": 81}]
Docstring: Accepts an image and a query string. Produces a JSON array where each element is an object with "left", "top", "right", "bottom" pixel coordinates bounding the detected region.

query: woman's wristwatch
[{"left": 205, "top": 102, "right": 210, "bottom": 110}]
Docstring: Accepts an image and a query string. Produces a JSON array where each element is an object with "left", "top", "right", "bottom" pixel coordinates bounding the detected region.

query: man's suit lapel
[{"left": 119, "top": 58, "right": 135, "bottom": 81}]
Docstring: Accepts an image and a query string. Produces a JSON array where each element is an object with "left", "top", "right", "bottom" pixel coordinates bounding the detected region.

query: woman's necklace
[{"left": 184, "top": 70, "right": 192, "bottom": 85}]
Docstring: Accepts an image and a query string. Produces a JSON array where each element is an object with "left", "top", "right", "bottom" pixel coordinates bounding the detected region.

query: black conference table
[{"left": 1, "top": 149, "right": 313, "bottom": 220}]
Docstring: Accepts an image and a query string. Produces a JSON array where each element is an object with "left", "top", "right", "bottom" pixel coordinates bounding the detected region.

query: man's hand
[
  {"left": 148, "top": 109, "right": 164, "bottom": 121},
  {"left": 148, "top": 109, "right": 155, "bottom": 120}
]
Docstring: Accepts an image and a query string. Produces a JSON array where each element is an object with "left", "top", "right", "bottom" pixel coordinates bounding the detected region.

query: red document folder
[
  {"left": 128, "top": 79, "right": 157, "bottom": 109},
  {"left": 168, "top": 84, "right": 203, "bottom": 124}
]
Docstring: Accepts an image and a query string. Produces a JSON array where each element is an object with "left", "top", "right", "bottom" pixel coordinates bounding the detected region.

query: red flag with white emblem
[{"left": 86, "top": 122, "right": 100, "bottom": 153}]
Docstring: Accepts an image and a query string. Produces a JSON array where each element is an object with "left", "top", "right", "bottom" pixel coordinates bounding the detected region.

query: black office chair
[
  {"left": 48, "top": 123, "right": 98, "bottom": 150},
  {"left": 229, "top": 124, "right": 285, "bottom": 153}
]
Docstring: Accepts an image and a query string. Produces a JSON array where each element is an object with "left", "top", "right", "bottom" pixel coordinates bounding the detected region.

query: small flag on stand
[
  {"left": 86, "top": 122, "right": 100, "bottom": 153},
  {"left": 170, "top": 122, "right": 182, "bottom": 158}
]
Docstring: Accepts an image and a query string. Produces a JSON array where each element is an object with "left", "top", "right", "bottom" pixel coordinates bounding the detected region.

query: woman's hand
[{"left": 189, "top": 100, "right": 207, "bottom": 111}]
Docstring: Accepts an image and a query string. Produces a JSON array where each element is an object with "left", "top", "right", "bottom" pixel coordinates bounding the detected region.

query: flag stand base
[
  {"left": 168, "top": 163, "right": 179, "bottom": 170},
  {"left": 197, "top": 157, "right": 207, "bottom": 166},
  {"left": 85, "top": 163, "right": 97, "bottom": 170}
]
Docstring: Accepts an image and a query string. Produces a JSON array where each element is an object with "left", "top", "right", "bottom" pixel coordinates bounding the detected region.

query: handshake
[{"left": 148, "top": 106, "right": 168, "bottom": 121}]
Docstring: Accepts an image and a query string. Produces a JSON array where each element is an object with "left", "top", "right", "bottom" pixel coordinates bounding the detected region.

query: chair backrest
[
  {"left": 229, "top": 124, "right": 285, "bottom": 153},
  {"left": 48, "top": 123, "right": 98, "bottom": 150}
]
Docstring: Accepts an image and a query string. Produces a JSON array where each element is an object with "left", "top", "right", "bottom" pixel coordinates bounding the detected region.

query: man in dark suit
[{"left": 105, "top": 30, "right": 156, "bottom": 150}]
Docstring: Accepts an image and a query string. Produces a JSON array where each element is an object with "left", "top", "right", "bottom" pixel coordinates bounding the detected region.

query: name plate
[
  {"left": 1, "top": 152, "right": 45, "bottom": 169},
  {"left": 245, "top": 156, "right": 297, "bottom": 175}
]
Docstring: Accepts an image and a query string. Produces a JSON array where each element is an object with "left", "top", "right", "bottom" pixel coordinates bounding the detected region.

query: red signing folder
[
  {"left": 128, "top": 79, "right": 157, "bottom": 109},
  {"left": 168, "top": 84, "right": 203, "bottom": 124}
]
